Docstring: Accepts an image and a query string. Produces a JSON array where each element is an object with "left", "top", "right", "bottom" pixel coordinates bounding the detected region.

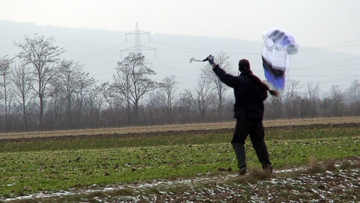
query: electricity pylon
[{"left": 120, "top": 22, "right": 157, "bottom": 58}]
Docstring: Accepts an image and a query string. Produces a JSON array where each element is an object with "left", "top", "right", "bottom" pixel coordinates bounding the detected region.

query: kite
[{"left": 261, "top": 28, "right": 299, "bottom": 91}]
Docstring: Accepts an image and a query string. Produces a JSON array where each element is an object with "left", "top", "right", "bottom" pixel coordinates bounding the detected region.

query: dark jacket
[{"left": 213, "top": 65, "right": 268, "bottom": 120}]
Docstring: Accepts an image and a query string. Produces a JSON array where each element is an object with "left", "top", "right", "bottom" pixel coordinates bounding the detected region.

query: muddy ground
[
  {"left": 1, "top": 122, "right": 359, "bottom": 143},
  {"left": 3, "top": 156, "right": 360, "bottom": 202}
]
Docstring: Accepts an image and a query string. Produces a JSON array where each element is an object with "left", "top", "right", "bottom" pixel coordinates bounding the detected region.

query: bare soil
[{"left": 1, "top": 117, "right": 360, "bottom": 142}]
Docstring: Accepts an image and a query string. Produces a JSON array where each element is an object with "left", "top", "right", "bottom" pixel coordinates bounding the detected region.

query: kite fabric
[{"left": 261, "top": 28, "right": 299, "bottom": 91}]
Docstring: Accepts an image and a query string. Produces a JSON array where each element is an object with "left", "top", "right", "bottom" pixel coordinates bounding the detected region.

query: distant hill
[{"left": 1, "top": 21, "right": 358, "bottom": 93}]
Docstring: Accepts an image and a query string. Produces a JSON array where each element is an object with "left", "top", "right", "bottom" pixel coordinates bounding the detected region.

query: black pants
[{"left": 231, "top": 119, "right": 271, "bottom": 169}]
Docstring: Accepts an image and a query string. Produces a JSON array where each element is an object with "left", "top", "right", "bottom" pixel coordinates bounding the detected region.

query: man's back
[{"left": 233, "top": 74, "right": 267, "bottom": 120}]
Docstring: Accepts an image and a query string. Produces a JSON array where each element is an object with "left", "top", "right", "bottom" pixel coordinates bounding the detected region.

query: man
[{"left": 205, "top": 55, "right": 279, "bottom": 175}]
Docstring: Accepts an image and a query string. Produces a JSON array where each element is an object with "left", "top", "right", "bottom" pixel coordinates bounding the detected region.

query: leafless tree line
[{"left": 0, "top": 35, "right": 359, "bottom": 132}]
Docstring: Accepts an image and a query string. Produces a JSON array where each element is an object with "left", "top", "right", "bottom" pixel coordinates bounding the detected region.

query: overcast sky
[
  {"left": 1, "top": 0, "right": 360, "bottom": 56},
  {"left": 1, "top": 0, "right": 360, "bottom": 94}
]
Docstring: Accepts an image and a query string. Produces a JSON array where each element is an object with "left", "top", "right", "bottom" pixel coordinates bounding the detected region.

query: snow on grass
[{"left": 2, "top": 157, "right": 360, "bottom": 202}]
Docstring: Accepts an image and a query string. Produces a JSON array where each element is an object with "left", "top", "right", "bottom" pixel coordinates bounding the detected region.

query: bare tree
[
  {"left": 146, "top": 94, "right": 164, "bottom": 125},
  {"left": 55, "top": 60, "right": 84, "bottom": 128},
  {"left": 193, "top": 77, "right": 216, "bottom": 122},
  {"left": 264, "top": 96, "right": 283, "bottom": 119},
  {"left": 84, "top": 85, "right": 104, "bottom": 128},
  {"left": 328, "top": 85, "right": 344, "bottom": 117},
  {"left": 45, "top": 60, "right": 95, "bottom": 129},
  {"left": 73, "top": 72, "right": 96, "bottom": 128},
  {"left": 344, "top": 80, "right": 360, "bottom": 116},
  {"left": 283, "top": 79, "right": 300, "bottom": 118},
  {"left": 178, "top": 89, "right": 197, "bottom": 123},
  {"left": 345, "top": 80, "right": 360, "bottom": 104},
  {"left": 155, "top": 75, "right": 178, "bottom": 124},
  {"left": 201, "top": 53, "right": 231, "bottom": 120},
  {"left": 306, "top": 82, "right": 321, "bottom": 117},
  {"left": 0, "top": 56, "right": 13, "bottom": 130},
  {"left": 46, "top": 79, "right": 64, "bottom": 129},
  {"left": 100, "top": 82, "right": 118, "bottom": 127},
  {"left": 12, "top": 63, "right": 34, "bottom": 130},
  {"left": 15, "top": 35, "right": 65, "bottom": 129},
  {"left": 112, "top": 52, "right": 157, "bottom": 125}
]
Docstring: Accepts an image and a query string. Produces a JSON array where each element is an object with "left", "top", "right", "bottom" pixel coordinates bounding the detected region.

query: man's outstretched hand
[{"left": 204, "top": 55, "right": 214, "bottom": 65}]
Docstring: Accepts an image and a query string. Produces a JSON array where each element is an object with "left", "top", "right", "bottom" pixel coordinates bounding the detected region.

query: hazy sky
[
  {"left": 1, "top": 0, "right": 360, "bottom": 56},
  {"left": 1, "top": 0, "right": 360, "bottom": 94}
]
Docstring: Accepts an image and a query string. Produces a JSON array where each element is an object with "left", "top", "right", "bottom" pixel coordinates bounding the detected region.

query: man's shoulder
[{"left": 238, "top": 74, "right": 251, "bottom": 82}]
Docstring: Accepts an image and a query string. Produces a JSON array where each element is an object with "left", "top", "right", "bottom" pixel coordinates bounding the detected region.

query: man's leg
[
  {"left": 249, "top": 120, "right": 272, "bottom": 171},
  {"left": 231, "top": 119, "right": 252, "bottom": 173}
]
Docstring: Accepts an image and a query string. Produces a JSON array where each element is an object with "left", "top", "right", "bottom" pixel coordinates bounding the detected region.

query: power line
[
  {"left": 150, "top": 41, "right": 259, "bottom": 55},
  {"left": 70, "top": 35, "right": 360, "bottom": 70},
  {"left": 73, "top": 42, "right": 127, "bottom": 60},
  {"left": 293, "top": 57, "right": 360, "bottom": 70},
  {"left": 301, "top": 39, "right": 360, "bottom": 52}
]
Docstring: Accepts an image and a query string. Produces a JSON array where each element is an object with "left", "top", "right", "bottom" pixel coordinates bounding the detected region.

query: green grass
[{"left": 0, "top": 125, "right": 360, "bottom": 197}]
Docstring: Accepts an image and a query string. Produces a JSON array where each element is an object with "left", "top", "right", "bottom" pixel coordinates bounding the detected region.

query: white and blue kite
[{"left": 262, "top": 28, "right": 299, "bottom": 91}]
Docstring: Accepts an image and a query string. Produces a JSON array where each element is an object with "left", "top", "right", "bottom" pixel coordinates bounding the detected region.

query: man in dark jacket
[{"left": 205, "top": 55, "right": 279, "bottom": 175}]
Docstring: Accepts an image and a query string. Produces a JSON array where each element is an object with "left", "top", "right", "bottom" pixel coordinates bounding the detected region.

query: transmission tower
[{"left": 120, "top": 22, "right": 157, "bottom": 58}]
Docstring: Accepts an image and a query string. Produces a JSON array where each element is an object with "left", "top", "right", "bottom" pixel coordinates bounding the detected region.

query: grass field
[{"left": 0, "top": 117, "right": 360, "bottom": 202}]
